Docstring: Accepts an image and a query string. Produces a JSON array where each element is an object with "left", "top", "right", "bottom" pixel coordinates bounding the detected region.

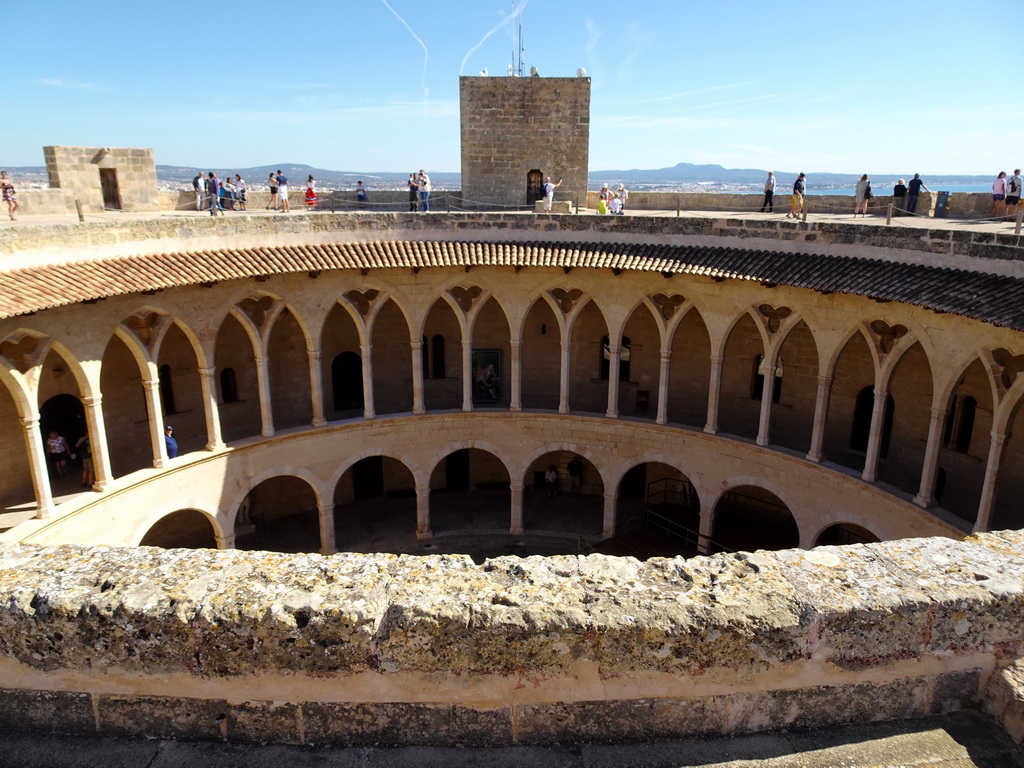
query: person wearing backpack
[
  {"left": 1006, "top": 169, "right": 1022, "bottom": 218},
  {"left": 76, "top": 434, "right": 94, "bottom": 488}
]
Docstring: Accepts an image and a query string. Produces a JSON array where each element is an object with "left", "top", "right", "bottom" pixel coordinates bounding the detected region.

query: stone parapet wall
[
  {"left": 2, "top": 212, "right": 1022, "bottom": 272},
  {"left": 160, "top": 188, "right": 461, "bottom": 213},
  {"left": 0, "top": 531, "right": 1022, "bottom": 745}
]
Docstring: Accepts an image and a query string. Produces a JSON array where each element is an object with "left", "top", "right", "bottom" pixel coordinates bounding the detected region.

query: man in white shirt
[
  {"left": 761, "top": 172, "right": 776, "bottom": 213},
  {"left": 543, "top": 176, "right": 562, "bottom": 211},
  {"left": 1007, "top": 169, "right": 1023, "bottom": 217}
]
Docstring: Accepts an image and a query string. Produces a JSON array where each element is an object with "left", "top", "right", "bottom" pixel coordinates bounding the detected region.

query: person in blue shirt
[
  {"left": 906, "top": 173, "right": 928, "bottom": 214},
  {"left": 164, "top": 424, "right": 178, "bottom": 459},
  {"left": 787, "top": 173, "right": 806, "bottom": 219}
]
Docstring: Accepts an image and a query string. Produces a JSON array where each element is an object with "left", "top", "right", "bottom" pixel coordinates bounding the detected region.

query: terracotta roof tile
[{"left": 2, "top": 240, "right": 1024, "bottom": 331}]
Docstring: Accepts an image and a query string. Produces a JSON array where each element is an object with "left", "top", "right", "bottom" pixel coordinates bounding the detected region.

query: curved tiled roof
[{"left": 1, "top": 240, "right": 1020, "bottom": 330}]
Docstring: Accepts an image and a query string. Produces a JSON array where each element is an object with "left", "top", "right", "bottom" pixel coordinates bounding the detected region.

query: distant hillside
[{"left": 589, "top": 162, "right": 992, "bottom": 189}]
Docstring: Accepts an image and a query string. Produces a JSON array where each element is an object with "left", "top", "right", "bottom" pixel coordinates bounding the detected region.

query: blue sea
[{"left": 806, "top": 184, "right": 989, "bottom": 196}]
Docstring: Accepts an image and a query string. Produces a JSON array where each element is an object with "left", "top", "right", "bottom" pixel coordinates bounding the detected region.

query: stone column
[
  {"left": 756, "top": 361, "right": 777, "bottom": 447},
  {"left": 656, "top": 351, "right": 671, "bottom": 425},
  {"left": 317, "top": 502, "right": 336, "bottom": 555},
  {"left": 509, "top": 483, "right": 524, "bottom": 534},
  {"left": 360, "top": 344, "right": 375, "bottom": 419},
  {"left": 509, "top": 339, "right": 523, "bottom": 412},
  {"left": 861, "top": 388, "right": 889, "bottom": 483},
  {"left": 605, "top": 343, "right": 621, "bottom": 418},
  {"left": 416, "top": 485, "right": 432, "bottom": 538},
  {"left": 215, "top": 532, "right": 236, "bottom": 550},
  {"left": 697, "top": 502, "right": 714, "bottom": 555},
  {"left": 254, "top": 355, "right": 275, "bottom": 437},
  {"left": 81, "top": 395, "right": 111, "bottom": 490},
  {"left": 974, "top": 431, "right": 1009, "bottom": 533},
  {"left": 806, "top": 375, "right": 833, "bottom": 463},
  {"left": 410, "top": 339, "right": 425, "bottom": 415},
  {"left": 142, "top": 378, "right": 167, "bottom": 466},
  {"left": 559, "top": 339, "right": 572, "bottom": 414},
  {"left": 462, "top": 337, "right": 473, "bottom": 412},
  {"left": 602, "top": 491, "right": 617, "bottom": 539},
  {"left": 21, "top": 416, "right": 54, "bottom": 519},
  {"left": 914, "top": 407, "right": 947, "bottom": 508},
  {"left": 307, "top": 349, "right": 327, "bottom": 428},
  {"left": 197, "top": 366, "right": 224, "bottom": 450},
  {"left": 704, "top": 354, "right": 724, "bottom": 434}
]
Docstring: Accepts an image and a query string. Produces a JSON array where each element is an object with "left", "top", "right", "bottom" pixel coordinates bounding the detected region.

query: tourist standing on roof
[
  {"left": 305, "top": 175, "right": 317, "bottom": 210},
  {"left": 164, "top": 425, "right": 178, "bottom": 459},
  {"left": 617, "top": 184, "right": 629, "bottom": 213},
  {"left": 906, "top": 173, "right": 928, "bottom": 214},
  {"left": 597, "top": 183, "right": 611, "bottom": 214},
  {"left": 542, "top": 176, "right": 562, "bottom": 212},
  {"left": 192, "top": 171, "right": 204, "bottom": 211},
  {"left": 277, "top": 170, "right": 290, "bottom": 213},
  {"left": 417, "top": 170, "right": 431, "bottom": 212},
  {"left": 206, "top": 172, "right": 224, "bottom": 217},
  {"left": 235, "top": 175, "right": 247, "bottom": 210},
  {"left": 787, "top": 173, "right": 806, "bottom": 219},
  {"left": 992, "top": 172, "right": 1007, "bottom": 218},
  {"left": 407, "top": 174, "right": 418, "bottom": 211},
  {"left": 356, "top": 181, "right": 367, "bottom": 209},
  {"left": 760, "top": 172, "right": 775, "bottom": 213},
  {"left": 1006, "top": 170, "right": 1022, "bottom": 217},
  {"left": 854, "top": 174, "right": 871, "bottom": 217},
  {"left": 892, "top": 179, "right": 907, "bottom": 215},
  {"left": 267, "top": 173, "right": 279, "bottom": 210},
  {"left": 1, "top": 171, "right": 19, "bottom": 221}
]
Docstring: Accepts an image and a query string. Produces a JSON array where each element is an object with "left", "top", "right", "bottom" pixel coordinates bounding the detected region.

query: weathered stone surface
[
  {"left": 302, "top": 701, "right": 512, "bottom": 746},
  {"left": 516, "top": 696, "right": 726, "bottom": 744},
  {"left": 98, "top": 694, "right": 227, "bottom": 740},
  {"left": 0, "top": 688, "right": 94, "bottom": 734}
]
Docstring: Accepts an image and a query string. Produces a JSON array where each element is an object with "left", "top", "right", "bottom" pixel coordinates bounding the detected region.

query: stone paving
[{"left": 0, "top": 711, "right": 1017, "bottom": 767}]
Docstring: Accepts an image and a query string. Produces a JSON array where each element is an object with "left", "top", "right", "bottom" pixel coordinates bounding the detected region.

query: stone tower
[{"left": 459, "top": 75, "right": 590, "bottom": 210}]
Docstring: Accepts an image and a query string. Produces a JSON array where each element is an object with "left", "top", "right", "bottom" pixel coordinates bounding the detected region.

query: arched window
[
  {"left": 421, "top": 335, "right": 430, "bottom": 379},
  {"left": 850, "top": 385, "right": 894, "bottom": 458},
  {"left": 751, "top": 355, "right": 783, "bottom": 403},
  {"left": 431, "top": 334, "right": 446, "bottom": 379},
  {"left": 331, "top": 352, "right": 363, "bottom": 411},
  {"left": 219, "top": 367, "right": 238, "bottom": 403},
  {"left": 158, "top": 363, "right": 176, "bottom": 414},
  {"left": 953, "top": 396, "right": 977, "bottom": 452},
  {"left": 600, "top": 336, "right": 631, "bottom": 381}
]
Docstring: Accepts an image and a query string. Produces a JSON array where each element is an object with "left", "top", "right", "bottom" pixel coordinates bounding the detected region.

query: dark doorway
[
  {"left": 99, "top": 168, "right": 122, "bottom": 210},
  {"left": 445, "top": 449, "right": 471, "bottom": 490},
  {"left": 332, "top": 352, "right": 363, "bottom": 411},
  {"left": 40, "top": 394, "right": 86, "bottom": 451},
  {"left": 850, "top": 386, "right": 894, "bottom": 458},
  {"left": 526, "top": 169, "right": 543, "bottom": 206},
  {"left": 353, "top": 456, "right": 385, "bottom": 500}
]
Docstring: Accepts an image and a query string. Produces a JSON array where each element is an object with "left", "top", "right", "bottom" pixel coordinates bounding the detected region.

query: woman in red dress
[{"left": 305, "top": 175, "right": 317, "bottom": 210}]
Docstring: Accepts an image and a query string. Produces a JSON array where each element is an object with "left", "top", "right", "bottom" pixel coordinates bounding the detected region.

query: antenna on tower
[{"left": 510, "top": 1, "right": 525, "bottom": 76}]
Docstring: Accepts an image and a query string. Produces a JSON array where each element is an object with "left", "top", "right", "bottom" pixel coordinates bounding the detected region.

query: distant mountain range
[{"left": 4, "top": 161, "right": 993, "bottom": 191}]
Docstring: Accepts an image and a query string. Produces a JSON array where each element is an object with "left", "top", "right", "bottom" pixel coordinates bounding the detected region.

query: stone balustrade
[{"left": 1, "top": 531, "right": 1023, "bottom": 746}]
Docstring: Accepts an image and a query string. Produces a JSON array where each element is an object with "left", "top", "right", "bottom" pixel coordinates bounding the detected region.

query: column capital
[
  {"left": 410, "top": 340, "right": 423, "bottom": 350},
  {"left": 82, "top": 395, "right": 102, "bottom": 407},
  {"left": 929, "top": 406, "right": 947, "bottom": 420},
  {"left": 142, "top": 379, "right": 159, "bottom": 391},
  {"left": 816, "top": 374, "right": 834, "bottom": 387},
  {"left": 510, "top": 339, "right": 523, "bottom": 350},
  {"left": 197, "top": 366, "right": 216, "bottom": 378},
  {"left": 990, "top": 431, "right": 1010, "bottom": 446},
  {"left": 19, "top": 415, "right": 39, "bottom": 430},
  {"left": 307, "top": 347, "right": 322, "bottom": 361},
  {"left": 710, "top": 354, "right": 725, "bottom": 366}
]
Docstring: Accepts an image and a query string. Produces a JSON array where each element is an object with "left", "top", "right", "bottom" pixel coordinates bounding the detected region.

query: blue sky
[{"left": 3, "top": 0, "right": 1020, "bottom": 175}]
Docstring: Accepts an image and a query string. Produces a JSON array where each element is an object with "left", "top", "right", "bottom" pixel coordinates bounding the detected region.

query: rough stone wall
[
  {"left": 0, "top": 531, "right": 1023, "bottom": 745},
  {"left": 460, "top": 76, "right": 590, "bottom": 209},
  {"left": 43, "top": 146, "right": 159, "bottom": 213}
]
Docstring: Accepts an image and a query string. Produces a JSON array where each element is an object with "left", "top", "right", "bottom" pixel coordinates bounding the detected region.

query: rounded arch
[
  {"left": 137, "top": 508, "right": 222, "bottom": 549},
  {"left": 223, "top": 466, "right": 326, "bottom": 533},
  {"left": 812, "top": 521, "right": 882, "bottom": 547},
  {"left": 711, "top": 482, "right": 800, "bottom": 552},
  {"left": 613, "top": 460, "right": 701, "bottom": 557},
  {"left": 130, "top": 498, "right": 226, "bottom": 546},
  {"left": 233, "top": 472, "right": 322, "bottom": 554}
]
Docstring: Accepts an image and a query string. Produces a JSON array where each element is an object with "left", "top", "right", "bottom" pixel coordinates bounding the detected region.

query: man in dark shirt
[
  {"left": 906, "top": 173, "right": 928, "bottom": 214},
  {"left": 192, "top": 172, "right": 204, "bottom": 210},
  {"left": 164, "top": 425, "right": 178, "bottom": 459},
  {"left": 787, "top": 173, "right": 806, "bottom": 219},
  {"left": 206, "top": 173, "right": 223, "bottom": 217}
]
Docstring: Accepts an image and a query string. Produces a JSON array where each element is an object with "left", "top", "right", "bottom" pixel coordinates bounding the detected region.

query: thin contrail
[
  {"left": 380, "top": 0, "right": 430, "bottom": 101},
  {"left": 459, "top": 0, "right": 531, "bottom": 76}
]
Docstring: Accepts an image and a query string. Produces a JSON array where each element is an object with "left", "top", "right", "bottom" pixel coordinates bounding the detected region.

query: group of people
[
  {"left": 44, "top": 430, "right": 94, "bottom": 487},
  {"left": 407, "top": 170, "right": 432, "bottom": 211},
  {"left": 762, "top": 171, "right": 979, "bottom": 218},
  {"left": 991, "top": 170, "right": 1023, "bottom": 218},
  {"left": 596, "top": 183, "right": 628, "bottom": 214},
  {"left": 193, "top": 172, "right": 248, "bottom": 216}
]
